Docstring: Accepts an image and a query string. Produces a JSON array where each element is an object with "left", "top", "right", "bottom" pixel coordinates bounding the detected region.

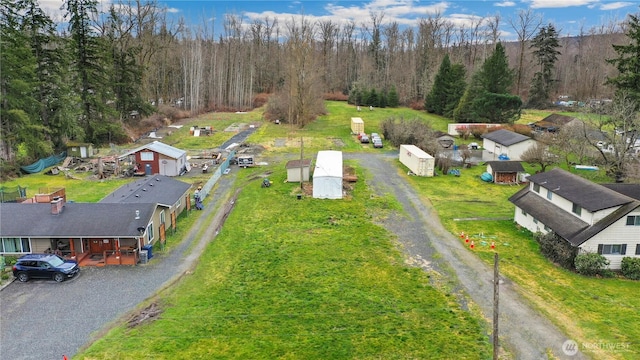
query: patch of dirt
[{"left": 127, "top": 302, "right": 163, "bottom": 328}]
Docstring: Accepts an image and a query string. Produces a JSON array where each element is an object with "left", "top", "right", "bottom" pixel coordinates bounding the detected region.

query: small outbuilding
[
  {"left": 119, "top": 141, "right": 188, "bottom": 176},
  {"left": 66, "top": 142, "right": 94, "bottom": 158},
  {"left": 286, "top": 159, "right": 311, "bottom": 182},
  {"left": 313, "top": 151, "right": 343, "bottom": 199},
  {"left": 486, "top": 161, "right": 525, "bottom": 184}
]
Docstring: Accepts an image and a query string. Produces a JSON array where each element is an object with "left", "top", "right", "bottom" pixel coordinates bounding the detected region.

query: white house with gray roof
[
  {"left": 482, "top": 129, "right": 537, "bottom": 161},
  {"left": 509, "top": 168, "right": 640, "bottom": 269}
]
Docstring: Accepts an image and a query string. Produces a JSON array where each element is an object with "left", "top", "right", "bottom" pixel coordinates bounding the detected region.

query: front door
[{"left": 89, "top": 239, "right": 114, "bottom": 254}]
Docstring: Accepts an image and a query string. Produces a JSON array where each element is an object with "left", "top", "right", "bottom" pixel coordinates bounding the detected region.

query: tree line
[{"left": 1, "top": 0, "right": 639, "bottom": 167}]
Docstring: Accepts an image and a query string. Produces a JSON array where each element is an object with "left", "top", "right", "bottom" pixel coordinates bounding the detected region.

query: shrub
[
  {"left": 574, "top": 253, "right": 610, "bottom": 276},
  {"left": 535, "top": 232, "right": 578, "bottom": 270},
  {"left": 621, "top": 257, "right": 640, "bottom": 280}
]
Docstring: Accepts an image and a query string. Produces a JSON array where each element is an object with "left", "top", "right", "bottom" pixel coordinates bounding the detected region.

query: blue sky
[{"left": 39, "top": 0, "right": 640, "bottom": 40}]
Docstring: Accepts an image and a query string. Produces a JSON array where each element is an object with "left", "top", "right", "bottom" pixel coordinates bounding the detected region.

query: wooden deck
[{"left": 76, "top": 250, "right": 138, "bottom": 267}]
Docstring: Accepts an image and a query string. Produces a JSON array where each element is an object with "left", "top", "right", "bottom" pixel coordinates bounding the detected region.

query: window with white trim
[
  {"left": 636, "top": 244, "right": 640, "bottom": 255},
  {"left": 533, "top": 183, "right": 540, "bottom": 193},
  {"left": 598, "top": 244, "right": 626, "bottom": 255},
  {"left": 147, "top": 223, "right": 154, "bottom": 243},
  {"left": 546, "top": 190, "right": 553, "bottom": 200},
  {"left": 140, "top": 151, "right": 154, "bottom": 161},
  {"left": 160, "top": 210, "right": 166, "bottom": 225}
]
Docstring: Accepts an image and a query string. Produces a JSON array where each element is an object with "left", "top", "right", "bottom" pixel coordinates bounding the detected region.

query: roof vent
[
  {"left": 142, "top": 188, "right": 147, "bottom": 191},
  {"left": 135, "top": 210, "right": 140, "bottom": 219},
  {"left": 156, "top": 178, "right": 160, "bottom": 181}
]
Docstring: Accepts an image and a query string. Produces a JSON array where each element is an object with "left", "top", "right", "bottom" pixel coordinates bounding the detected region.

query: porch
[{"left": 76, "top": 249, "right": 139, "bottom": 267}]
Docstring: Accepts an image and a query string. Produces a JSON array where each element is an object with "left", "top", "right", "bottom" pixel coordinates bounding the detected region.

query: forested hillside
[{"left": 0, "top": 0, "right": 636, "bottom": 166}]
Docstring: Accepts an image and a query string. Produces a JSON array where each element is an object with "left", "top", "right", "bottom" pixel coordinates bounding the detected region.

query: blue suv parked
[{"left": 12, "top": 254, "right": 80, "bottom": 283}]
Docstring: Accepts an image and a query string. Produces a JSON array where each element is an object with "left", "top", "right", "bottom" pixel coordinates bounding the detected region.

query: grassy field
[
  {"left": 78, "top": 164, "right": 493, "bottom": 359},
  {"left": 8, "top": 101, "right": 638, "bottom": 359}
]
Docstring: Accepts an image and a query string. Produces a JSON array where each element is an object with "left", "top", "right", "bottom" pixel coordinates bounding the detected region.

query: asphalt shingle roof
[
  {"left": 0, "top": 202, "right": 156, "bottom": 238},
  {"left": 481, "top": 129, "right": 531, "bottom": 146},
  {"left": 100, "top": 175, "right": 191, "bottom": 206},
  {"left": 526, "top": 168, "right": 633, "bottom": 212},
  {"left": 486, "top": 161, "right": 525, "bottom": 172}
]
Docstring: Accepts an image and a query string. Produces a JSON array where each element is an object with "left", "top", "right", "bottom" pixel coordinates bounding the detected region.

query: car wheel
[
  {"left": 17, "top": 272, "right": 29, "bottom": 282},
  {"left": 53, "top": 273, "right": 65, "bottom": 282}
]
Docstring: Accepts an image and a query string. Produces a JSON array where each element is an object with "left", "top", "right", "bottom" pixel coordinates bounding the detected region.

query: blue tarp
[{"left": 20, "top": 152, "right": 67, "bottom": 174}]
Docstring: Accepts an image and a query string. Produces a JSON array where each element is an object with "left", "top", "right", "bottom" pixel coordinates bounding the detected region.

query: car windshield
[{"left": 47, "top": 255, "right": 65, "bottom": 267}]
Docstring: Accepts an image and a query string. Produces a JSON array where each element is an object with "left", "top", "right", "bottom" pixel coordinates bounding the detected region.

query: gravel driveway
[{"left": 345, "top": 152, "right": 586, "bottom": 360}]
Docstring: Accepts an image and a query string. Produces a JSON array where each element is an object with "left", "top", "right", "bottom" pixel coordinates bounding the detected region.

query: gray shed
[{"left": 286, "top": 159, "right": 311, "bottom": 182}]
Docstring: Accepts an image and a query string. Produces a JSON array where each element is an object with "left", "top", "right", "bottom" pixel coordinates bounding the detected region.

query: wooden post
[{"left": 493, "top": 252, "right": 499, "bottom": 360}]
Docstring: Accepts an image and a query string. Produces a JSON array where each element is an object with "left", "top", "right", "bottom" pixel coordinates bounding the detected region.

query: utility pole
[{"left": 493, "top": 252, "right": 500, "bottom": 360}]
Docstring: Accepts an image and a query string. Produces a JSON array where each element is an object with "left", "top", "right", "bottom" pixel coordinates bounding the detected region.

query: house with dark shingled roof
[
  {"left": 0, "top": 175, "right": 192, "bottom": 266},
  {"left": 509, "top": 168, "right": 640, "bottom": 269},
  {"left": 481, "top": 129, "right": 537, "bottom": 161}
]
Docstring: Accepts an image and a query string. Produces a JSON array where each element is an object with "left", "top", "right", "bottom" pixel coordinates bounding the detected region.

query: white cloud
[
  {"left": 495, "top": 1, "right": 516, "bottom": 7},
  {"left": 599, "top": 2, "right": 634, "bottom": 10},
  {"left": 527, "top": 0, "right": 598, "bottom": 8}
]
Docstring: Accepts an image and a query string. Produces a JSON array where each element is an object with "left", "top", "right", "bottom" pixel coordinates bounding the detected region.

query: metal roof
[
  {"left": 313, "top": 151, "right": 343, "bottom": 178},
  {"left": 119, "top": 141, "right": 186, "bottom": 159}
]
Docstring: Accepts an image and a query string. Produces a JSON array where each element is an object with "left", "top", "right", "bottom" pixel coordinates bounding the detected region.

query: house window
[
  {"left": 544, "top": 225, "right": 550, "bottom": 231},
  {"left": 533, "top": 183, "right": 540, "bottom": 193},
  {"left": 140, "top": 151, "right": 154, "bottom": 161},
  {"left": 521, "top": 209, "right": 527, "bottom": 216},
  {"left": 572, "top": 203, "right": 582, "bottom": 216},
  {"left": 1, "top": 237, "right": 30, "bottom": 253},
  {"left": 636, "top": 244, "right": 640, "bottom": 255},
  {"left": 547, "top": 190, "right": 553, "bottom": 200},
  {"left": 147, "top": 223, "right": 154, "bottom": 243},
  {"left": 598, "top": 244, "right": 627, "bottom": 255},
  {"left": 533, "top": 218, "right": 538, "bottom": 224},
  {"left": 160, "top": 210, "right": 166, "bottom": 225},
  {"left": 626, "top": 216, "right": 640, "bottom": 226}
]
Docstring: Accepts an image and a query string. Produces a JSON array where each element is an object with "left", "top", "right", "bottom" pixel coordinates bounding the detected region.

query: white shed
[{"left": 313, "top": 151, "right": 343, "bottom": 199}]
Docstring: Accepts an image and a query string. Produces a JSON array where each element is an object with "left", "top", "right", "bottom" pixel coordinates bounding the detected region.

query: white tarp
[{"left": 313, "top": 151, "right": 343, "bottom": 199}]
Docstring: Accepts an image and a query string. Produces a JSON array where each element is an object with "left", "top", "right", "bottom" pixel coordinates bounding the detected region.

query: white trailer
[
  {"left": 399, "top": 144, "right": 435, "bottom": 177},
  {"left": 351, "top": 117, "right": 364, "bottom": 134}
]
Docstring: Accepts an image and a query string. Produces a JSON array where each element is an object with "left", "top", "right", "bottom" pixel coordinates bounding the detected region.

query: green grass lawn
[{"left": 77, "top": 165, "right": 492, "bottom": 359}]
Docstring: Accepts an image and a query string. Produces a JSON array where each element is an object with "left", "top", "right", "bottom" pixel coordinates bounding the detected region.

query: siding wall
[{"left": 580, "top": 212, "right": 640, "bottom": 269}]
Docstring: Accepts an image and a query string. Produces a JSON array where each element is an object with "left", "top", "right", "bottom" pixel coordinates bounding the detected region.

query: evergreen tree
[
  {"left": 454, "top": 43, "right": 521, "bottom": 123},
  {"left": 366, "top": 88, "right": 378, "bottom": 107},
  {"left": 425, "top": 54, "right": 452, "bottom": 115},
  {"left": 426, "top": 55, "right": 467, "bottom": 117},
  {"left": 606, "top": 11, "right": 640, "bottom": 106},
  {"left": 0, "top": 0, "right": 49, "bottom": 162},
  {"left": 65, "top": 0, "right": 113, "bottom": 143},
  {"left": 387, "top": 85, "right": 399, "bottom": 107},
  {"left": 21, "top": 0, "right": 80, "bottom": 148},
  {"left": 443, "top": 63, "right": 466, "bottom": 118},
  {"left": 528, "top": 24, "right": 561, "bottom": 108}
]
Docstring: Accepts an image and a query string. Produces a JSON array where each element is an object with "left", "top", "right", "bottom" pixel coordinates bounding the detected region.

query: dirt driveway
[{"left": 345, "top": 152, "right": 586, "bottom": 360}]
